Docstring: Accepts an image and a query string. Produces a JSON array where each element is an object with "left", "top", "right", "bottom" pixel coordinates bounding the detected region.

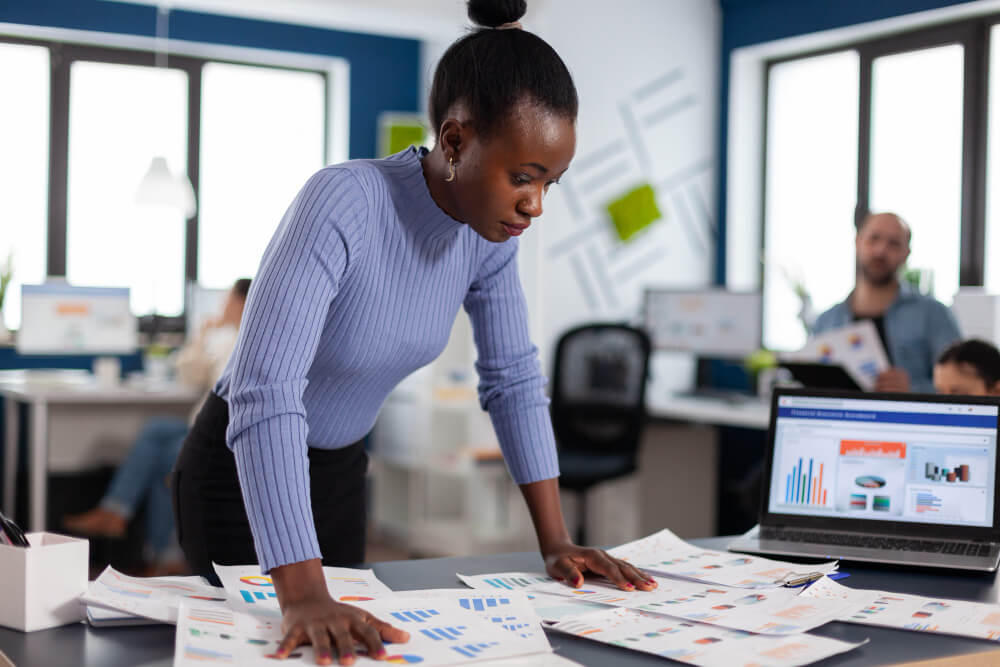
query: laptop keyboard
[{"left": 760, "top": 528, "right": 995, "bottom": 557}]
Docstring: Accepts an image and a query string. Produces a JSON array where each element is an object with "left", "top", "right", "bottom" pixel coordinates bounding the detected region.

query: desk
[
  {"left": 3, "top": 537, "right": 1000, "bottom": 666},
  {"left": 0, "top": 371, "right": 201, "bottom": 531},
  {"left": 646, "top": 391, "right": 770, "bottom": 430}
]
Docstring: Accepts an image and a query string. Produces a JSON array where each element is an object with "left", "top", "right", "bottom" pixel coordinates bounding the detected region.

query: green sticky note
[
  {"left": 384, "top": 123, "right": 426, "bottom": 157},
  {"left": 606, "top": 183, "right": 662, "bottom": 242}
]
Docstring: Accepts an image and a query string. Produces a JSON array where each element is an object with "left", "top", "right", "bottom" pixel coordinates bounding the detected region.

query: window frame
[
  {"left": 0, "top": 33, "right": 332, "bottom": 331},
  {"left": 760, "top": 14, "right": 997, "bottom": 328}
]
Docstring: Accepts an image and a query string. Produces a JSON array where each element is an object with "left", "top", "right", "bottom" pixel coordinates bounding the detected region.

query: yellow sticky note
[{"left": 606, "top": 183, "right": 662, "bottom": 242}]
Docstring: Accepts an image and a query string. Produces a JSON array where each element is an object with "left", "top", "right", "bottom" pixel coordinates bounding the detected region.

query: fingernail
[
  {"left": 625, "top": 583, "right": 635, "bottom": 590},
  {"left": 319, "top": 651, "right": 331, "bottom": 660},
  {"left": 377, "top": 648, "right": 388, "bottom": 656}
]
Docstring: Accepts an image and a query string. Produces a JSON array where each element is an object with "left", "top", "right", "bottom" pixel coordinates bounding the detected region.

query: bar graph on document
[
  {"left": 783, "top": 456, "right": 832, "bottom": 508},
  {"left": 457, "top": 572, "right": 554, "bottom": 591}
]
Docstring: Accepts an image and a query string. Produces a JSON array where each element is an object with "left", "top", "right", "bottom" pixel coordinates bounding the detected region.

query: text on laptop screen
[{"left": 768, "top": 395, "right": 999, "bottom": 528}]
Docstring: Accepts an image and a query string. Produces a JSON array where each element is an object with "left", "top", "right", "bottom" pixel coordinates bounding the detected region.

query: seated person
[
  {"left": 812, "top": 211, "right": 961, "bottom": 392},
  {"left": 63, "top": 278, "right": 251, "bottom": 574},
  {"left": 933, "top": 339, "right": 1000, "bottom": 396}
]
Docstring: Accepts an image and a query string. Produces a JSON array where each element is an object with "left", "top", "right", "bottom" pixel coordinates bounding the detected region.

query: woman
[
  {"left": 172, "top": 1, "right": 655, "bottom": 663},
  {"left": 933, "top": 339, "right": 1000, "bottom": 396}
]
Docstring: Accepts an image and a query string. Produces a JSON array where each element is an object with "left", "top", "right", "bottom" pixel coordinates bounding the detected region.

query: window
[
  {"left": 986, "top": 25, "right": 1000, "bottom": 292},
  {"left": 0, "top": 43, "right": 49, "bottom": 330},
  {"left": 198, "top": 63, "right": 325, "bottom": 290},
  {"left": 761, "top": 19, "right": 990, "bottom": 352},
  {"left": 0, "top": 35, "right": 336, "bottom": 326},
  {"left": 869, "top": 44, "right": 964, "bottom": 305},
  {"left": 66, "top": 61, "right": 189, "bottom": 316},
  {"left": 763, "top": 51, "right": 859, "bottom": 351}
]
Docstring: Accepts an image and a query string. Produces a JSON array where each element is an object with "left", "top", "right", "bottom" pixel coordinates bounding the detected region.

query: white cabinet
[{"left": 370, "top": 389, "right": 537, "bottom": 557}]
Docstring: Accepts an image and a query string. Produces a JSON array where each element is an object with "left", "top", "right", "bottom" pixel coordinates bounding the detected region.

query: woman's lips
[{"left": 502, "top": 222, "right": 528, "bottom": 236}]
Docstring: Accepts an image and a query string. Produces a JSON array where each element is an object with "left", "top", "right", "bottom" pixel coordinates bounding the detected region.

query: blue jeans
[{"left": 100, "top": 417, "right": 189, "bottom": 560}]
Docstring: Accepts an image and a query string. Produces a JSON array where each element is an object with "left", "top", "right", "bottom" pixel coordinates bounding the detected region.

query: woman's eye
[{"left": 512, "top": 174, "right": 532, "bottom": 185}]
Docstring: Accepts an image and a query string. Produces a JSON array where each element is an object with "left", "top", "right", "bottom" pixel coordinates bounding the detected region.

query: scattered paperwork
[
  {"left": 213, "top": 563, "right": 392, "bottom": 611},
  {"left": 550, "top": 607, "right": 867, "bottom": 667},
  {"left": 608, "top": 529, "right": 838, "bottom": 588},
  {"left": 803, "top": 575, "right": 1000, "bottom": 641},
  {"left": 530, "top": 576, "right": 856, "bottom": 635},
  {"left": 174, "top": 593, "right": 552, "bottom": 666}
]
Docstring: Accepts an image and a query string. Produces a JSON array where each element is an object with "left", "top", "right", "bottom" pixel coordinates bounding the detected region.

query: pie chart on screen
[
  {"left": 855, "top": 475, "right": 886, "bottom": 489},
  {"left": 339, "top": 595, "right": 375, "bottom": 602},
  {"left": 385, "top": 655, "right": 424, "bottom": 664}
]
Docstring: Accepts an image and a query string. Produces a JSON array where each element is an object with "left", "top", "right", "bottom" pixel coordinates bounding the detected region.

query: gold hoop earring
[{"left": 445, "top": 157, "right": 456, "bottom": 183}]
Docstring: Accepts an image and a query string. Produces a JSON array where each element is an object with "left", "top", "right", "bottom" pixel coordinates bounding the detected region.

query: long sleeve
[
  {"left": 912, "top": 300, "right": 962, "bottom": 394},
  {"left": 225, "top": 168, "right": 367, "bottom": 572},
  {"left": 464, "top": 240, "right": 559, "bottom": 484}
]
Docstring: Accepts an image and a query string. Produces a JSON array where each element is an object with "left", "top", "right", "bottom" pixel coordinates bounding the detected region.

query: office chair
[{"left": 551, "top": 323, "right": 651, "bottom": 546}]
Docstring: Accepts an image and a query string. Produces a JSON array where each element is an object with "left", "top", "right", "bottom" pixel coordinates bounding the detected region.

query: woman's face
[
  {"left": 933, "top": 361, "right": 992, "bottom": 396},
  {"left": 449, "top": 105, "right": 576, "bottom": 243}
]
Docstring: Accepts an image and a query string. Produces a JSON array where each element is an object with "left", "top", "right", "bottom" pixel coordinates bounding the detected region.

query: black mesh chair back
[{"left": 551, "top": 323, "right": 651, "bottom": 460}]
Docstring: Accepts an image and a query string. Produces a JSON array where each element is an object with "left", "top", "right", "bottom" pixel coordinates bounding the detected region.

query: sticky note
[
  {"left": 384, "top": 123, "right": 427, "bottom": 157},
  {"left": 606, "top": 183, "right": 662, "bottom": 242}
]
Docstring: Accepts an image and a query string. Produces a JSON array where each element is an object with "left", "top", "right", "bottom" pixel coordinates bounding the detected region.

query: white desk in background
[
  {"left": 646, "top": 391, "right": 770, "bottom": 430},
  {"left": 0, "top": 370, "right": 201, "bottom": 531}
]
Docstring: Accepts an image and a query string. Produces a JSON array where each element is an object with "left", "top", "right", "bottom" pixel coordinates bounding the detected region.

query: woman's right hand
[{"left": 271, "top": 559, "right": 409, "bottom": 665}]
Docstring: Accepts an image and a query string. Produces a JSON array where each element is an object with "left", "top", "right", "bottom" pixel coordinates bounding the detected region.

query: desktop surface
[{"left": 3, "top": 538, "right": 1000, "bottom": 666}]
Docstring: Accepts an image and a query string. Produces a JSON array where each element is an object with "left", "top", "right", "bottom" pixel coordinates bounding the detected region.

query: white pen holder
[{"left": 0, "top": 532, "right": 88, "bottom": 632}]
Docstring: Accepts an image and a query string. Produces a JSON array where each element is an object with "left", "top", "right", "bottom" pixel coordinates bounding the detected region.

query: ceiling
[{"left": 105, "top": 0, "right": 494, "bottom": 41}]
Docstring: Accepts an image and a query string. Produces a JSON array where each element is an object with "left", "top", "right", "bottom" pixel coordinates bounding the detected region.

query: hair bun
[{"left": 467, "top": 0, "right": 527, "bottom": 28}]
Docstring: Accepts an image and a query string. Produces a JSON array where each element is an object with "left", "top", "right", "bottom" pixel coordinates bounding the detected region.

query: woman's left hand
[{"left": 542, "top": 541, "right": 657, "bottom": 591}]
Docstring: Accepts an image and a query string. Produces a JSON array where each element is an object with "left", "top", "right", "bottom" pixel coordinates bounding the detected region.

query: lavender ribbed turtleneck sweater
[{"left": 214, "top": 147, "right": 559, "bottom": 572}]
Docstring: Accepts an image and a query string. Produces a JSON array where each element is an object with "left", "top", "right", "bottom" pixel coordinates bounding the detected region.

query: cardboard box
[{"left": 0, "top": 532, "right": 88, "bottom": 632}]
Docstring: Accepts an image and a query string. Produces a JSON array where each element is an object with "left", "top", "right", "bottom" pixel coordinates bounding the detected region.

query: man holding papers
[{"left": 813, "top": 212, "right": 961, "bottom": 393}]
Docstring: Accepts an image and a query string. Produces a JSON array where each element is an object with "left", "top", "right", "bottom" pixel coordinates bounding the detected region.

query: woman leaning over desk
[{"left": 171, "top": 0, "right": 656, "bottom": 663}]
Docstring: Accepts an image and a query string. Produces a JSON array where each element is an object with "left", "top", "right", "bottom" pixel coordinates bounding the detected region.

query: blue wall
[
  {"left": 0, "top": 0, "right": 422, "bottom": 160},
  {"left": 715, "top": 0, "right": 974, "bottom": 284}
]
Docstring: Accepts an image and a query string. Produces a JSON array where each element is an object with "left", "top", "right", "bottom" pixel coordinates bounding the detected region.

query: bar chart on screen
[{"left": 782, "top": 455, "right": 833, "bottom": 508}]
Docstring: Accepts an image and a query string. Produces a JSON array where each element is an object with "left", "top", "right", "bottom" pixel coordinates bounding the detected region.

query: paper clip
[{"left": 775, "top": 571, "right": 824, "bottom": 587}]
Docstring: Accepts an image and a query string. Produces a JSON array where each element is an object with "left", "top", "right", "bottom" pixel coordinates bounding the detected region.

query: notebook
[{"left": 729, "top": 388, "right": 1000, "bottom": 571}]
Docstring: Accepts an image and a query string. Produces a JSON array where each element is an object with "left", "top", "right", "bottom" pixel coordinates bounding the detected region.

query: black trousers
[{"left": 171, "top": 393, "right": 367, "bottom": 583}]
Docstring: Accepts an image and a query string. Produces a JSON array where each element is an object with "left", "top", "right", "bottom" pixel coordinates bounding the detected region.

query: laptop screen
[{"left": 767, "top": 394, "right": 999, "bottom": 528}]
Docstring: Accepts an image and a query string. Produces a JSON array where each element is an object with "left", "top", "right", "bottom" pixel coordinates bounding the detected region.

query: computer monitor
[
  {"left": 17, "top": 284, "right": 137, "bottom": 355},
  {"left": 642, "top": 288, "right": 762, "bottom": 357},
  {"left": 185, "top": 282, "right": 229, "bottom": 339}
]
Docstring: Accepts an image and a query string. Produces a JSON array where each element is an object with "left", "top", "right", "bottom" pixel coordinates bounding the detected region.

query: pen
[
  {"left": 0, "top": 511, "right": 29, "bottom": 548},
  {"left": 783, "top": 572, "right": 823, "bottom": 587}
]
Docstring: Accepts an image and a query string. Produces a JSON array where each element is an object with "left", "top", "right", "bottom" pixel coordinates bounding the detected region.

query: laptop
[{"left": 729, "top": 388, "right": 1000, "bottom": 571}]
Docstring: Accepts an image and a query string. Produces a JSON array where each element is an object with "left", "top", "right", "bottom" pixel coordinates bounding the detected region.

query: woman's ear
[{"left": 438, "top": 118, "right": 465, "bottom": 162}]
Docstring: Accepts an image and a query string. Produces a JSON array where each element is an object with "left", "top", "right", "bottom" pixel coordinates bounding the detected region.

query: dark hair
[
  {"left": 232, "top": 278, "right": 251, "bottom": 299},
  {"left": 936, "top": 339, "right": 1000, "bottom": 386},
  {"left": 428, "top": 0, "right": 578, "bottom": 138}
]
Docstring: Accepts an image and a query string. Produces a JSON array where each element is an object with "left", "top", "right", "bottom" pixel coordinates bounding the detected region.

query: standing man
[{"left": 812, "top": 212, "right": 961, "bottom": 393}]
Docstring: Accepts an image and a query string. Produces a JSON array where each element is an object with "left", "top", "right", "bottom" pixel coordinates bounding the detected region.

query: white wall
[
  {"left": 530, "top": 0, "right": 720, "bottom": 363},
  {"left": 422, "top": 0, "right": 721, "bottom": 372}
]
